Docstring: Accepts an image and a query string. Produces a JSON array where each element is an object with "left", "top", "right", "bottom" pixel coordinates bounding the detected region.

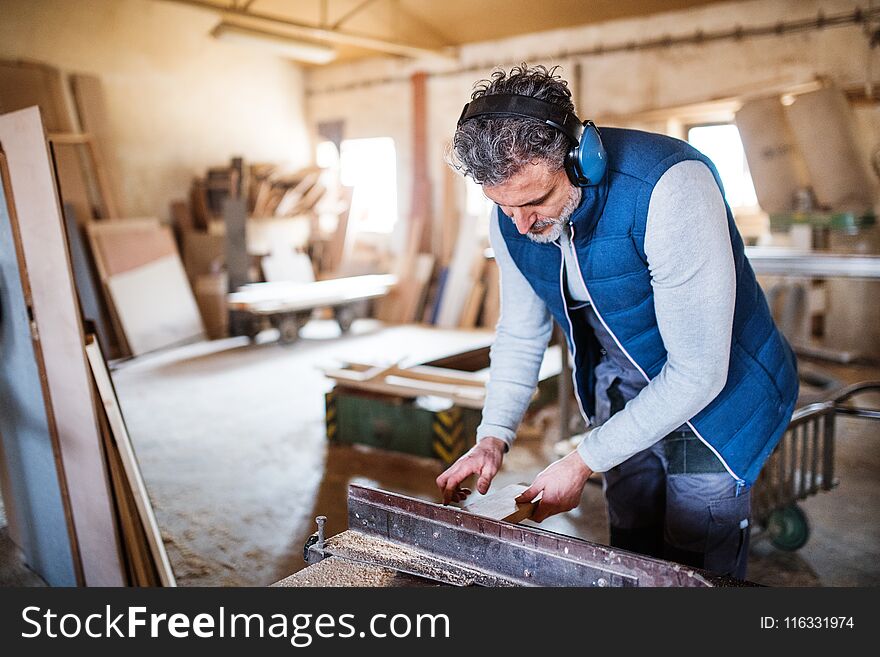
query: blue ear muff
[
  {"left": 458, "top": 94, "right": 608, "bottom": 188},
  {"left": 566, "top": 121, "right": 607, "bottom": 187}
]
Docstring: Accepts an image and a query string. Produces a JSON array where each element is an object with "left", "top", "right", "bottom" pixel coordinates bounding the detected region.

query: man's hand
[
  {"left": 436, "top": 437, "right": 506, "bottom": 504},
  {"left": 515, "top": 451, "right": 593, "bottom": 522}
]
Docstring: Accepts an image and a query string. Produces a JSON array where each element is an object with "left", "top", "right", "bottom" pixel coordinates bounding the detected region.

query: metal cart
[{"left": 751, "top": 381, "right": 880, "bottom": 551}]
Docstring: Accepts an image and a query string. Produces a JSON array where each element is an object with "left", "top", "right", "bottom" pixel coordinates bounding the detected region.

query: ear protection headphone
[{"left": 457, "top": 93, "right": 607, "bottom": 187}]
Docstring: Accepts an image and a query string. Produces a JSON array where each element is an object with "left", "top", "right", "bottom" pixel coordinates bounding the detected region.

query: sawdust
[
  {"left": 325, "top": 530, "right": 512, "bottom": 587},
  {"left": 273, "top": 557, "right": 434, "bottom": 587}
]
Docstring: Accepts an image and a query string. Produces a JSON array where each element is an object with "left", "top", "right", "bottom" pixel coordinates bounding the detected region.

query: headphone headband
[
  {"left": 458, "top": 94, "right": 584, "bottom": 145},
  {"left": 457, "top": 92, "right": 607, "bottom": 187}
]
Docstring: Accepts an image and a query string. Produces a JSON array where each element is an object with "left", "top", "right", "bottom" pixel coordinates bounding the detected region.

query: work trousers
[{"left": 602, "top": 430, "right": 751, "bottom": 579}]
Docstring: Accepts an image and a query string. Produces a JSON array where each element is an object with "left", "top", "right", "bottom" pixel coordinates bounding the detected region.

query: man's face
[{"left": 483, "top": 162, "right": 580, "bottom": 243}]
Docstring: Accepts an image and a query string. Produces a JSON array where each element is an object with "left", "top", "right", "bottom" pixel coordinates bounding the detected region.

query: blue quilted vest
[{"left": 499, "top": 127, "right": 798, "bottom": 485}]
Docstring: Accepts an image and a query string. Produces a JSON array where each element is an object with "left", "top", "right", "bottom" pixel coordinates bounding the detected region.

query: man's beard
[{"left": 526, "top": 186, "right": 582, "bottom": 244}]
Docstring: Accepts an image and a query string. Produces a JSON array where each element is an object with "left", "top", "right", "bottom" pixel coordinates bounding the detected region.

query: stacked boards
[{"left": 0, "top": 106, "right": 174, "bottom": 586}]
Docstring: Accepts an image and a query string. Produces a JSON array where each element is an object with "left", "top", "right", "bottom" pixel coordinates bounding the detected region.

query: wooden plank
[
  {"left": 399, "top": 253, "right": 435, "bottom": 323},
  {"left": 62, "top": 203, "right": 122, "bottom": 359},
  {"left": 170, "top": 200, "right": 194, "bottom": 235},
  {"left": 0, "top": 60, "right": 73, "bottom": 131},
  {"left": 228, "top": 274, "right": 396, "bottom": 314},
  {"left": 341, "top": 363, "right": 484, "bottom": 388},
  {"left": 459, "top": 281, "right": 485, "bottom": 329},
  {"left": 481, "top": 257, "right": 500, "bottom": 328},
  {"left": 87, "top": 218, "right": 171, "bottom": 277},
  {"left": 106, "top": 254, "right": 205, "bottom": 356},
  {"left": 0, "top": 62, "right": 99, "bottom": 224},
  {"left": 85, "top": 336, "right": 177, "bottom": 586},
  {"left": 181, "top": 228, "right": 224, "bottom": 282},
  {"left": 0, "top": 106, "right": 125, "bottom": 585},
  {"left": 190, "top": 179, "right": 210, "bottom": 231},
  {"left": 324, "top": 368, "right": 486, "bottom": 409},
  {"left": 51, "top": 140, "right": 95, "bottom": 225},
  {"left": 194, "top": 272, "right": 229, "bottom": 339},
  {"left": 463, "top": 483, "right": 536, "bottom": 523},
  {"left": 0, "top": 151, "right": 79, "bottom": 586},
  {"left": 71, "top": 74, "right": 125, "bottom": 217},
  {"left": 410, "top": 71, "right": 433, "bottom": 255}
]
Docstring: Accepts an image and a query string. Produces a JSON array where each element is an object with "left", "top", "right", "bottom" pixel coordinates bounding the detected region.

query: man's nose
[{"left": 511, "top": 209, "right": 535, "bottom": 235}]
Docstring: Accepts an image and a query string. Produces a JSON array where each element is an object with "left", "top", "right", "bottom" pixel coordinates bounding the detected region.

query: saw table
[{"left": 275, "top": 485, "right": 748, "bottom": 588}]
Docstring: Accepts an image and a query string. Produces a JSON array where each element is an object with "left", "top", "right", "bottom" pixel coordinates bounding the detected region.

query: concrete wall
[
  {"left": 305, "top": 0, "right": 880, "bottom": 239},
  {"left": 0, "top": 0, "right": 311, "bottom": 219}
]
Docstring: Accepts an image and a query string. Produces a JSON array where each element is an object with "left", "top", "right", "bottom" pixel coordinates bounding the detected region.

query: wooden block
[
  {"left": 106, "top": 254, "right": 205, "bottom": 355},
  {"left": 463, "top": 483, "right": 536, "bottom": 523}
]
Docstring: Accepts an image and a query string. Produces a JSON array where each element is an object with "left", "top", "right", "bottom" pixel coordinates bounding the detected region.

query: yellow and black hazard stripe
[
  {"left": 432, "top": 406, "right": 466, "bottom": 465},
  {"left": 325, "top": 390, "right": 338, "bottom": 442}
]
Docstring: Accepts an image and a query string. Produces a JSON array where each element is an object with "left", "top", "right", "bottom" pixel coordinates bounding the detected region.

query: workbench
[{"left": 227, "top": 274, "right": 396, "bottom": 343}]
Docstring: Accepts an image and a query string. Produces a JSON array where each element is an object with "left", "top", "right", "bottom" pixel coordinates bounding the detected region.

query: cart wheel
[{"left": 767, "top": 504, "right": 810, "bottom": 551}]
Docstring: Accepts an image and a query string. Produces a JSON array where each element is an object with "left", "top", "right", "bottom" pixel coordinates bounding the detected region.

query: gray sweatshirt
[{"left": 476, "top": 160, "right": 737, "bottom": 473}]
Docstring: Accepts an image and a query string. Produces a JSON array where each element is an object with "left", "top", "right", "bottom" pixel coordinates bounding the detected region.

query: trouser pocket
[
  {"left": 664, "top": 473, "right": 751, "bottom": 579},
  {"left": 705, "top": 490, "right": 751, "bottom": 578}
]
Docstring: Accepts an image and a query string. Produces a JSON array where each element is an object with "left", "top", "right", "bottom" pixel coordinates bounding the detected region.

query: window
[
  {"left": 687, "top": 124, "right": 758, "bottom": 210},
  {"left": 338, "top": 137, "right": 398, "bottom": 234}
]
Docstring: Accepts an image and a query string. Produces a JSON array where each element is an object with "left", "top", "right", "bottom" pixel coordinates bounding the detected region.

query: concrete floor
[{"left": 4, "top": 319, "right": 875, "bottom": 587}]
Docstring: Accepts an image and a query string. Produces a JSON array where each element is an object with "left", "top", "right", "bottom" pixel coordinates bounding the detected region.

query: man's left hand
[{"left": 515, "top": 451, "right": 593, "bottom": 523}]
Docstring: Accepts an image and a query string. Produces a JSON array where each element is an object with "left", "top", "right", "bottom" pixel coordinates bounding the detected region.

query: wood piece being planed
[{"left": 463, "top": 483, "right": 536, "bottom": 524}]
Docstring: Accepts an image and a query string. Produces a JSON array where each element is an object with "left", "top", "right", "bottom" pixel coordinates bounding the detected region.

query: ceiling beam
[
  {"left": 159, "top": 0, "right": 456, "bottom": 60},
  {"left": 330, "top": 0, "right": 382, "bottom": 30}
]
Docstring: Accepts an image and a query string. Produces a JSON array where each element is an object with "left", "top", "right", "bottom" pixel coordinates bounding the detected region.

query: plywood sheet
[
  {"left": 62, "top": 203, "right": 122, "bottom": 358},
  {"left": 87, "top": 218, "right": 172, "bottom": 277},
  {"left": 71, "top": 74, "right": 124, "bottom": 216},
  {"left": 0, "top": 60, "right": 73, "bottom": 131},
  {"left": 0, "top": 106, "right": 125, "bottom": 586},
  {"left": 106, "top": 254, "right": 205, "bottom": 355},
  {"left": 0, "top": 152, "right": 77, "bottom": 586}
]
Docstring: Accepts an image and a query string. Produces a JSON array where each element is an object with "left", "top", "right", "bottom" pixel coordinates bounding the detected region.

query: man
[{"left": 436, "top": 64, "right": 798, "bottom": 579}]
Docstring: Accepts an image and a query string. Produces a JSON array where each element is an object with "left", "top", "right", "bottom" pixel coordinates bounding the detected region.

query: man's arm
[
  {"left": 477, "top": 212, "right": 554, "bottom": 447},
  {"left": 437, "top": 211, "right": 553, "bottom": 503},
  {"left": 576, "top": 159, "right": 736, "bottom": 473}
]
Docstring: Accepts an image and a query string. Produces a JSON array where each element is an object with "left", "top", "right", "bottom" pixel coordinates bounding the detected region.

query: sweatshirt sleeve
[
  {"left": 577, "top": 160, "right": 736, "bottom": 473},
  {"left": 476, "top": 211, "right": 554, "bottom": 449}
]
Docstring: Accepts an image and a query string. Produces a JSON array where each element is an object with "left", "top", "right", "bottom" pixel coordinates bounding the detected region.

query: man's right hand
[{"left": 436, "top": 437, "right": 506, "bottom": 505}]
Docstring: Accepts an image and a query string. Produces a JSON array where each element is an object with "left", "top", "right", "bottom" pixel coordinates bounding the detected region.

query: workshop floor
[{"left": 90, "top": 322, "right": 880, "bottom": 586}]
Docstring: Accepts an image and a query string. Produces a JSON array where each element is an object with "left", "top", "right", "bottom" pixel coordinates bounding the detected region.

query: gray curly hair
[{"left": 449, "top": 64, "right": 574, "bottom": 186}]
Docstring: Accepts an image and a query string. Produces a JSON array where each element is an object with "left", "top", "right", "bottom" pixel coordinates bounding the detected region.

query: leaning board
[
  {"left": 88, "top": 220, "right": 205, "bottom": 356},
  {"left": 0, "top": 106, "right": 125, "bottom": 585},
  {"left": 106, "top": 254, "right": 205, "bottom": 356}
]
